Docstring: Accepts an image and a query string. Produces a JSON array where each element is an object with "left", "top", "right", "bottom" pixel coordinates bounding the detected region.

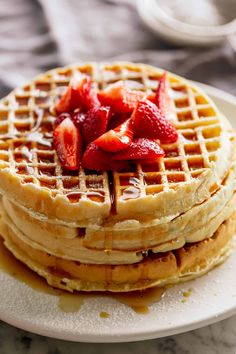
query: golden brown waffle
[
  {"left": 1, "top": 190, "right": 236, "bottom": 266},
  {"left": 1, "top": 170, "right": 236, "bottom": 265},
  {"left": 0, "top": 209, "right": 235, "bottom": 292},
  {"left": 0, "top": 62, "right": 234, "bottom": 226}
]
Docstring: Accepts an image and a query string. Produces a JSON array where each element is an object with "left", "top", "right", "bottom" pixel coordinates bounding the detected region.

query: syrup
[
  {"left": 59, "top": 287, "right": 166, "bottom": 315},
  {"left": 112, "top": 287, "right": 166, "bottom": 314},
  {"left": 0, "top": 238, "right": 57, "bottom": 295},
  {"left": 181, "top": 288, "right": 193, "bottom": 303},
  {"left": 87, "top": 191, "right": 105, "bottom": 203},
  {"left": 100, "top": 311, "right": 110, "bottom": 318},
  {"left": 0, "top": 238, "right": 166, "bottom": 315},
  {"left": 66, "top": 191, "right": 105, "bottom": 203},
  {"left": 66, "top": 193, "right": 82, "bottom": 203},
  {"left": 58, "top": 293, "right": 87, "bottom": 313}
]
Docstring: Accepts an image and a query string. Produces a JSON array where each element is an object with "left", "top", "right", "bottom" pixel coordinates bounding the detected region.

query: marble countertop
[{"left": 0, "top": 315, "right": 236, "bottom": 354}]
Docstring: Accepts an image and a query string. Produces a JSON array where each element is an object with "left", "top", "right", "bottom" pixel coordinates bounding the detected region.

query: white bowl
[{"left": 137, "top": 0, "right": 236, "bottom": 46}]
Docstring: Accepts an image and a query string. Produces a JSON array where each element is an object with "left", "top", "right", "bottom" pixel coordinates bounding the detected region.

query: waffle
[
  {"left": 0, "top": 209, "right": 235, "bottom": 292},
  {"left": 1, "top": 169, "right": 236, "bottom": 265},
  {"left": 0, "top": 62, "right": 234, "bottom": 227},
  {"left": 0, "top": 61, "right": 235, "bottom": 293},
  {"left": 1, "top": 189, "right": 236, "bottom": 266}
]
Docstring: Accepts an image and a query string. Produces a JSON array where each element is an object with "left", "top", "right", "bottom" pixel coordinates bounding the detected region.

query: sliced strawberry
[
  {"left": 113, "top": 138, "right": 164, "bottom": 160},
  {"left": 156, "top": 72, "right": 171, "bottom": 117},
  {"left": 53, "top": 117, "right": 81, "bottom": 170},
  {"left": 81, "top": 106, "right": 111, "bottom": 146},
  {"left": 94, "top": 118, "right": 134, "bottom": 152},
  {"left": 85, "top": 90, "right": 100, "bottom": 111},
  {"left": 98, "top": 81, "right": 146, "bottom": 114},
  {"left": 132, "top": 100, "right": 178, "bottom": 143},
  {"left": 146, "top": 92, "right": 156, "bottom": 104},
  {"left": 54, "top": 112, "right": 71, "bottom": 127},
  {"left": 55, "top": 75, "right": 99, "bottom": 114},
  {"left": 108, "top": 112, "right": 130, "bottom": 130},
  {"left": 82, "top": 142, "right": 129, "bottom": 171},
  {"left": 71, "top": 111, "right": 86, "bottom": 129},
  {"left": 54, "top": 112, "right": 86, "bottom": 132}
]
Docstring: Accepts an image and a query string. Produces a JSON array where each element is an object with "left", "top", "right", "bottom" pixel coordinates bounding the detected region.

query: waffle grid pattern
[{"left": 0, "top": 62, "right": 223, "bottom": 204}]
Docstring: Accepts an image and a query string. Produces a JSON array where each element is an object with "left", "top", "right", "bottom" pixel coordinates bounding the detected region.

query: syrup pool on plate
[{"left": 0, "top": 237, "right": 167, "bottom": 315}]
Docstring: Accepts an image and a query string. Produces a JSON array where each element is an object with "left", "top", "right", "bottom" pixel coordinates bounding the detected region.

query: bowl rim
[{"left": 143, "top": 0, "right": 236, "bottom": 37}]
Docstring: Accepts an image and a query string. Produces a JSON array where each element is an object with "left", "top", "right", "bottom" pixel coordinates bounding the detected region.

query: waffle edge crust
[{"left": 0, "top": 210, "right": 235, "bottom": 292}]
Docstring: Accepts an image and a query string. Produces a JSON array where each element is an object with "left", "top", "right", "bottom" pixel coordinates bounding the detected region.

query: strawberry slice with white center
[
  {"left": 54, "top": 112, "right": 71, "bottom": 127},
  {"left": 98, "top": 81, "right": 146, "bottom": 114},
  {"left": 56, "top": 75, "right": 99, "bottom": 114},
  {"left": 113, "top": 138, "right": 165, "bottom": 160},
  {"left": 94, "top": 118, "right": 134, "bottom": 152},
  {"left": 53, "top": 117, "right": 82, "bottom": 170},
  {"left": 81, "top": 106, "right": 111, "bottom": 146},
  {"left": 82, "top": 143, "right": 129, "bottom": 172},
  {"left": 132, "top": 99, "right": 178, "bottom": 143},
  {"left": 155, "top": 72, "right": 172, "bottom": 117},
  {"left": 54, "top": 112, "right": 86, "bottom": 131}
]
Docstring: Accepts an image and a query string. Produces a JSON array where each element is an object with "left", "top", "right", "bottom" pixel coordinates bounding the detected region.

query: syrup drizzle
[
  {"left": 112, "top": 287, "right": 166, "bottom": 314},
  {"left": 0, "top": 238, "right": 58, "bottom": 295},
  {"left": 100, "top": 311, "right": 110, "bottom": 318}
]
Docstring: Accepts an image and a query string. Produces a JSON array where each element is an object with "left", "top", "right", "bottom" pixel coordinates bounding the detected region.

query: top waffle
[{"left": 0, "top": 62, "right": 234, "bottom": 226}]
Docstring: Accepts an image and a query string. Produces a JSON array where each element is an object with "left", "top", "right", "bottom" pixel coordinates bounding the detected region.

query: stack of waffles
[{"left": 0, "top": 62, "right": 235, "bottom": 292}]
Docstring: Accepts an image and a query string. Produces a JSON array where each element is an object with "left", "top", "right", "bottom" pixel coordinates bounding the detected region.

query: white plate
[{"left": 0, "top": 83, "right": 236, "bottom": 343}]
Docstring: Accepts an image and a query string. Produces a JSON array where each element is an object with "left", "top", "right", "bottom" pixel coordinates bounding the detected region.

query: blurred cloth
[{"left": 0, "top": 0, "right": 235, "bottom": 97}]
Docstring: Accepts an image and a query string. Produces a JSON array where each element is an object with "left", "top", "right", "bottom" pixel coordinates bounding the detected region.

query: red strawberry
[
  {"left": 132, "top": 100, "right": 178, "bottom": 143},
  {"left": 94, "top": 118, "right": 134, "bottom": 152},
  {"left": 113, "top": 138, "right": 164, "bottom": 160},
  {"left": 81, "top": 106, "right": 111, "bottom": 146},
  {"left": 54, "top": 112, "right": 86, "bottom": 131},
  {"left": 71, "top": 111, "right": 86, "bottom": 129},
  {"left": 156, "top": 72, "right": 171, "bottom": 117},
  {"left": 54, "top": 112, "right": 71, "bottom": 127},
  {"left": 82, "top": 143, "right": 129, "bottom": 171},
  {"left": 56, "top": 75, "right": 99, "bottom": 114},
  {"left": 98, "top": 81, "right": 146, "bottom": 114},
  {"left": 53, "top": 117, "right": 82, "bottom": 170},
  {"left": 108, "top": 113, "right": 130, "bottom": 130},
  {"left": 85, "top": 90, "right": 100, "bottom": 111}
]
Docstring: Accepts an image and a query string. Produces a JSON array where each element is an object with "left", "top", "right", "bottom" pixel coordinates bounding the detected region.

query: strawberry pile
[{"left": 53, "top": 72, "right": 178, "bottom": 171}]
